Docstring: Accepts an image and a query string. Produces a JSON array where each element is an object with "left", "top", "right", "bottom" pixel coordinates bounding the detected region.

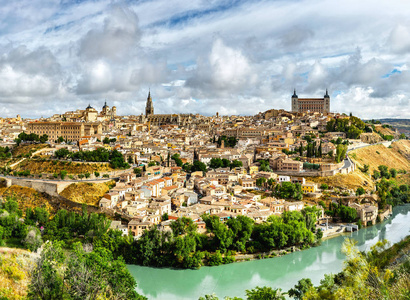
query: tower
[
  {"left": 145, "top": 90, "right": 154, "bottom": 116},
  {"left": 291, "top": 89, "right": 298, "bottom": 112},
  {"left": 324, "top": 89, "right": 330, "bottom": 113},
  {"left": 102, "top": 101, "right": 110, "bottom": 115}
]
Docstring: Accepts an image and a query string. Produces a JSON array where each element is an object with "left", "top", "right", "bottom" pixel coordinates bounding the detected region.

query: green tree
[
  {"left": 288, "top": 278, "right": 313, "bottom": 299},
  {"left": 356, "top": 187, "right": 365, "bottom": 196},
  {"left": 246, "top": 286, "right": 286, "bottom": 300}
]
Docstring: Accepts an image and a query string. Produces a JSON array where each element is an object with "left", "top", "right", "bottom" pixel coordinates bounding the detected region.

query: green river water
[{"left": 128, "top": 204, "right": 410, "bottom": 300}]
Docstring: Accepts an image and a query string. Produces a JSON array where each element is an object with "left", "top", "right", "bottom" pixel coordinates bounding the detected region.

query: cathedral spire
[{"left": 145, "top": 89, "right": 154, "bottom": 116}]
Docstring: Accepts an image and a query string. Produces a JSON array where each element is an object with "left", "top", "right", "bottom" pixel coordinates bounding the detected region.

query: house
[
  {"left": 284, "top": 201, "right": 304, "bottom": 212},
  {"left": 109, "top": 220, "right": 128, "bottom": 236},
  {"left": 348, "top": 202, "right": 378, "bottom": 226},
  {"left": 239, "top": 178, "right": 256, "bottom": 190},
  {"left": 99, "top": 198, "right": 111, "bottom": 209},
  {"left": 301, "top": 183, "right": 317, "bottom": 193},
  {"left": 128, "top": 217, "right": 151, "bottom": 238}
]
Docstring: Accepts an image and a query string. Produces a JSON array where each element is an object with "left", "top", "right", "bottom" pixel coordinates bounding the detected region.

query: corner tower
[
  {"left": 291, "top": 89, "right": 298, "bottom": 112},
  {"left": 324, "top": 89, "right": 330, "bottom": 113},
  {"left": 145, "top": 90, "right": 154, "bottom": 116}
]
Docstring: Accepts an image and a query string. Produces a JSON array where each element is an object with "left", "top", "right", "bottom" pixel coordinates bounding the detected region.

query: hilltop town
[{"left": 0, "top": 90, "right": 408, "bottom": 242}]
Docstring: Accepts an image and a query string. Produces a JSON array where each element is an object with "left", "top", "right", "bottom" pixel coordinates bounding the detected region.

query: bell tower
[{"left": 145, "top": 90, "right": 154, "bottom": 116}]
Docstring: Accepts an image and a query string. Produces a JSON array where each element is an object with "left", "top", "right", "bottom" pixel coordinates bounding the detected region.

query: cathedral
[{"left": 140, "top": 91, "right": 193, "bottom": 126}]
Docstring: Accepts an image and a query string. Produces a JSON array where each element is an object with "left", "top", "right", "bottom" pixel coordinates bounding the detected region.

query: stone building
[
  {"left": 141, "top": 91, "right": 194, "bottom": 126},
  {"left": 291, "top": 89, "right": 330, "bottom": 113}
]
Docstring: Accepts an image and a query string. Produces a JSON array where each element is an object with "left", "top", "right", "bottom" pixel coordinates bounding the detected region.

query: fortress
[{"left": 291, "top": 89, "right": 330, "bottom": 114}]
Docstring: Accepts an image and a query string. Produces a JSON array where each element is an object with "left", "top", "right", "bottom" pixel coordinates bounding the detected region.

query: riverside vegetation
[
  {"left": 0, "top": 198, "right": 146, "bottom": 299},
  {"left": 198, "top": 236, "right": 410, "bottom": 300}
]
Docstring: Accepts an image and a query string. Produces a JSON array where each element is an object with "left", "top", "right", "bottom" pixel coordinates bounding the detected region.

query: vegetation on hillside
[
  {"left": 0, "top": 185, "right": 53, "bottom": 214},
  {"left": 60, "top": 181, "right": 114, "bottom": 206},
  {"left": 0, "top": 249, "right": 36, "bottom": 299},
  {"left": 54, "top": 148, "right": 130, "bottom": 169},
  {"left": 349, "top": 141, "right": 410, "bottom": 174},
  {"left": 11, "top": 144, "right": 49, "bottom": 158},
  {"left": 13, "top": 159, "right": 113, "bottom": 175},
  {"left": 0, "top": 198, "right": 146, "bottom": 299}
]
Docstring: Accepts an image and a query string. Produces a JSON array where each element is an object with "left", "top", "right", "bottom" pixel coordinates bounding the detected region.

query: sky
[{"left": 0, "top": 0, "right": 410, "bottom": 119}]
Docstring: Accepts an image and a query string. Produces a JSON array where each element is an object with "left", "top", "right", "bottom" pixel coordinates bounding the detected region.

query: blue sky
[{"left": 0, "top": 0, "right": 410, "bottom": 118}]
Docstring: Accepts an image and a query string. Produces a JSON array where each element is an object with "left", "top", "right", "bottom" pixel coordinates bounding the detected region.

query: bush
[
  {"left": 94, "top": 172, "right": 100, "bottom": 178},
  {"left": 320, "top": 184, "right": 329, "bottom": 190}
]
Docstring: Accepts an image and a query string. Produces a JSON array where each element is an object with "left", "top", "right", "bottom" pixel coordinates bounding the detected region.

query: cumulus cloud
[
  {"left": 186, "top": 39, "right": 257, "bottom": 96},
  {"left": 78, "top": 4, "right": 141, "bottom": 61},
  {"left": 0, "top": 0, "right": 410, "bottom": 119},
  {"left": 0, "top": 46, "right": 62, "bottom": 98}
]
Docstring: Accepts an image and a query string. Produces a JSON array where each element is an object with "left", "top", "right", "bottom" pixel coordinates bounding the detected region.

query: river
[{"left": 128, "top": 205, "right": 410, "bottom": 300}]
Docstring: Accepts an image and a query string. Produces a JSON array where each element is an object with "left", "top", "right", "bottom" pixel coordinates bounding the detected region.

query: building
[
  {"left": 27, "top": 122, "right": 84, "bottom": 142},
  {"left": 142, "top": 91, "right": 193, "bottom": 126},
  {"left": 145, "top": 90, "right": 154, "bottom": 116},
  {"left": 301, "top": 183, "right": 317, "bottom": 193},
  {"left": 291, "top": 89, "right": 330, "bottom": 113},
  {"left": 27, "top": 121, "right": 102, "bottom": 142}
]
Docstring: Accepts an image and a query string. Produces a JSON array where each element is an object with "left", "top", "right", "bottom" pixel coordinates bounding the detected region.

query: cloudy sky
[{"left": 0, "top": 0, "right": 410, "bottom": 119}]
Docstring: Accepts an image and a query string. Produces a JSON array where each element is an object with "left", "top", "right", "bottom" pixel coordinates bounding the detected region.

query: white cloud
[{"left": 0, "top": 0, "right": 409, "bottom": 118}]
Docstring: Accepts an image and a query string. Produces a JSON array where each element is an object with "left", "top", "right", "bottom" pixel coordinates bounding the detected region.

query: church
[
  {"left": 291, "top": 90, "right": 330, "bottom": 114},
  {"left": 140, "top": 91, "right": 193, "bottom": 126}
]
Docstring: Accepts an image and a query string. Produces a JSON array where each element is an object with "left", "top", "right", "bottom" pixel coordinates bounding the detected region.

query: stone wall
[{"left": 0, "top": 177, "right": 72, "bottom": 197}]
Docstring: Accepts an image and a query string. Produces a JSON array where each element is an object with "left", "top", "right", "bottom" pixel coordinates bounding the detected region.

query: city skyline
[{"left": 1, "top": 0, "right": 410, "bottom": 119}]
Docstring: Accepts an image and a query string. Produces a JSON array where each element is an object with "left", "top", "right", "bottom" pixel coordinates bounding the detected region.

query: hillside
[
  {"left": 11, "top": 144, "right": 48, "bottom": 157},
  {"left": 349, "top": 141, "right": 410, "bottom": 174},
  {"left": 0, "top": 248, "right": 35, "bottom": 300},
  {"left": 373, "top": 124, "right": 397, "bottom": 137},
  {"left": 378, "top": 118, "right": 410, "bottom": 136},
  {"left": 0, "top": 185, "right": 54, "bottom": 213},
  {"left": 310, "top": 170, "right": 374, "bottom": 191},
  {"left": 13, "top": 159, "right": 114, "bottom": 174},
  {"left": 311, "top": 141, "right": 410, "bottom": 192},
  {"left": 391, "top": 139, "right": 410, "bottom": 160},
  {"left": 60, "top": 181, "right": 115, "bottom": 206}
]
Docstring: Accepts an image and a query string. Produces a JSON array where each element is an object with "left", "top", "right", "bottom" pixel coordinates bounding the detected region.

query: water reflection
[{"left": 128, "top": 205, "right": 410, "bottom": 300}]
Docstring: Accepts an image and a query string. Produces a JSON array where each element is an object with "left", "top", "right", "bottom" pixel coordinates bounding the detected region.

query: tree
[
  {"left": 209, "top": 158, "right": 223, "bottom": 169},
  {"left": 171, "top": 154, "right": 183, "bottom": 167},
  {"left": 389, "top": 168, "right": 397, "bottom": 178},
  {"left": 161, "top": 213, "right": 169, "bottom": 221},
  {"left": 356, "top": 187, "right": 365, "bottom": 196},
  {"left": 103, "top": 137, "right": 110, "bottom": 144},
  {"left": 335, "top": 144, "right": 347, "bottom": 163},
  {"left": 39, "top": 134, "right": 48, "bottom": 143},
  {"left": 57, "top": 136, "right": 64, "bottom": 143},
  {"left": 337, "top": 205, "right": 357, "bottom": 223},
  {"left": 288, "top": 278, "right": 314, "bottom": 300},
  {"left": 22, "top": 226, "right": 42, "bottom": 251},
  {"left": 320, "top": 183, "right": 328, "bottom": 190},
  {"left": 134, "top": 167, "right": 142, "bottom": 176},
  {"left": 60, "top": 170, "right": 67, "bottom": 180},
  {"left": 230, "top": 160, "right": 243, "bottom": 169},
  {"left": 256, "top": 177, "right": 267, "bottom": 187},
  {"left": 192, "top": 161, "right": 207, "bottom": 173},
  {"left": 246, "top": 286, "right": 286, "bottom": 300},
  {"left": 360, "top": 164, "right": 369, "bottom": 173}
]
